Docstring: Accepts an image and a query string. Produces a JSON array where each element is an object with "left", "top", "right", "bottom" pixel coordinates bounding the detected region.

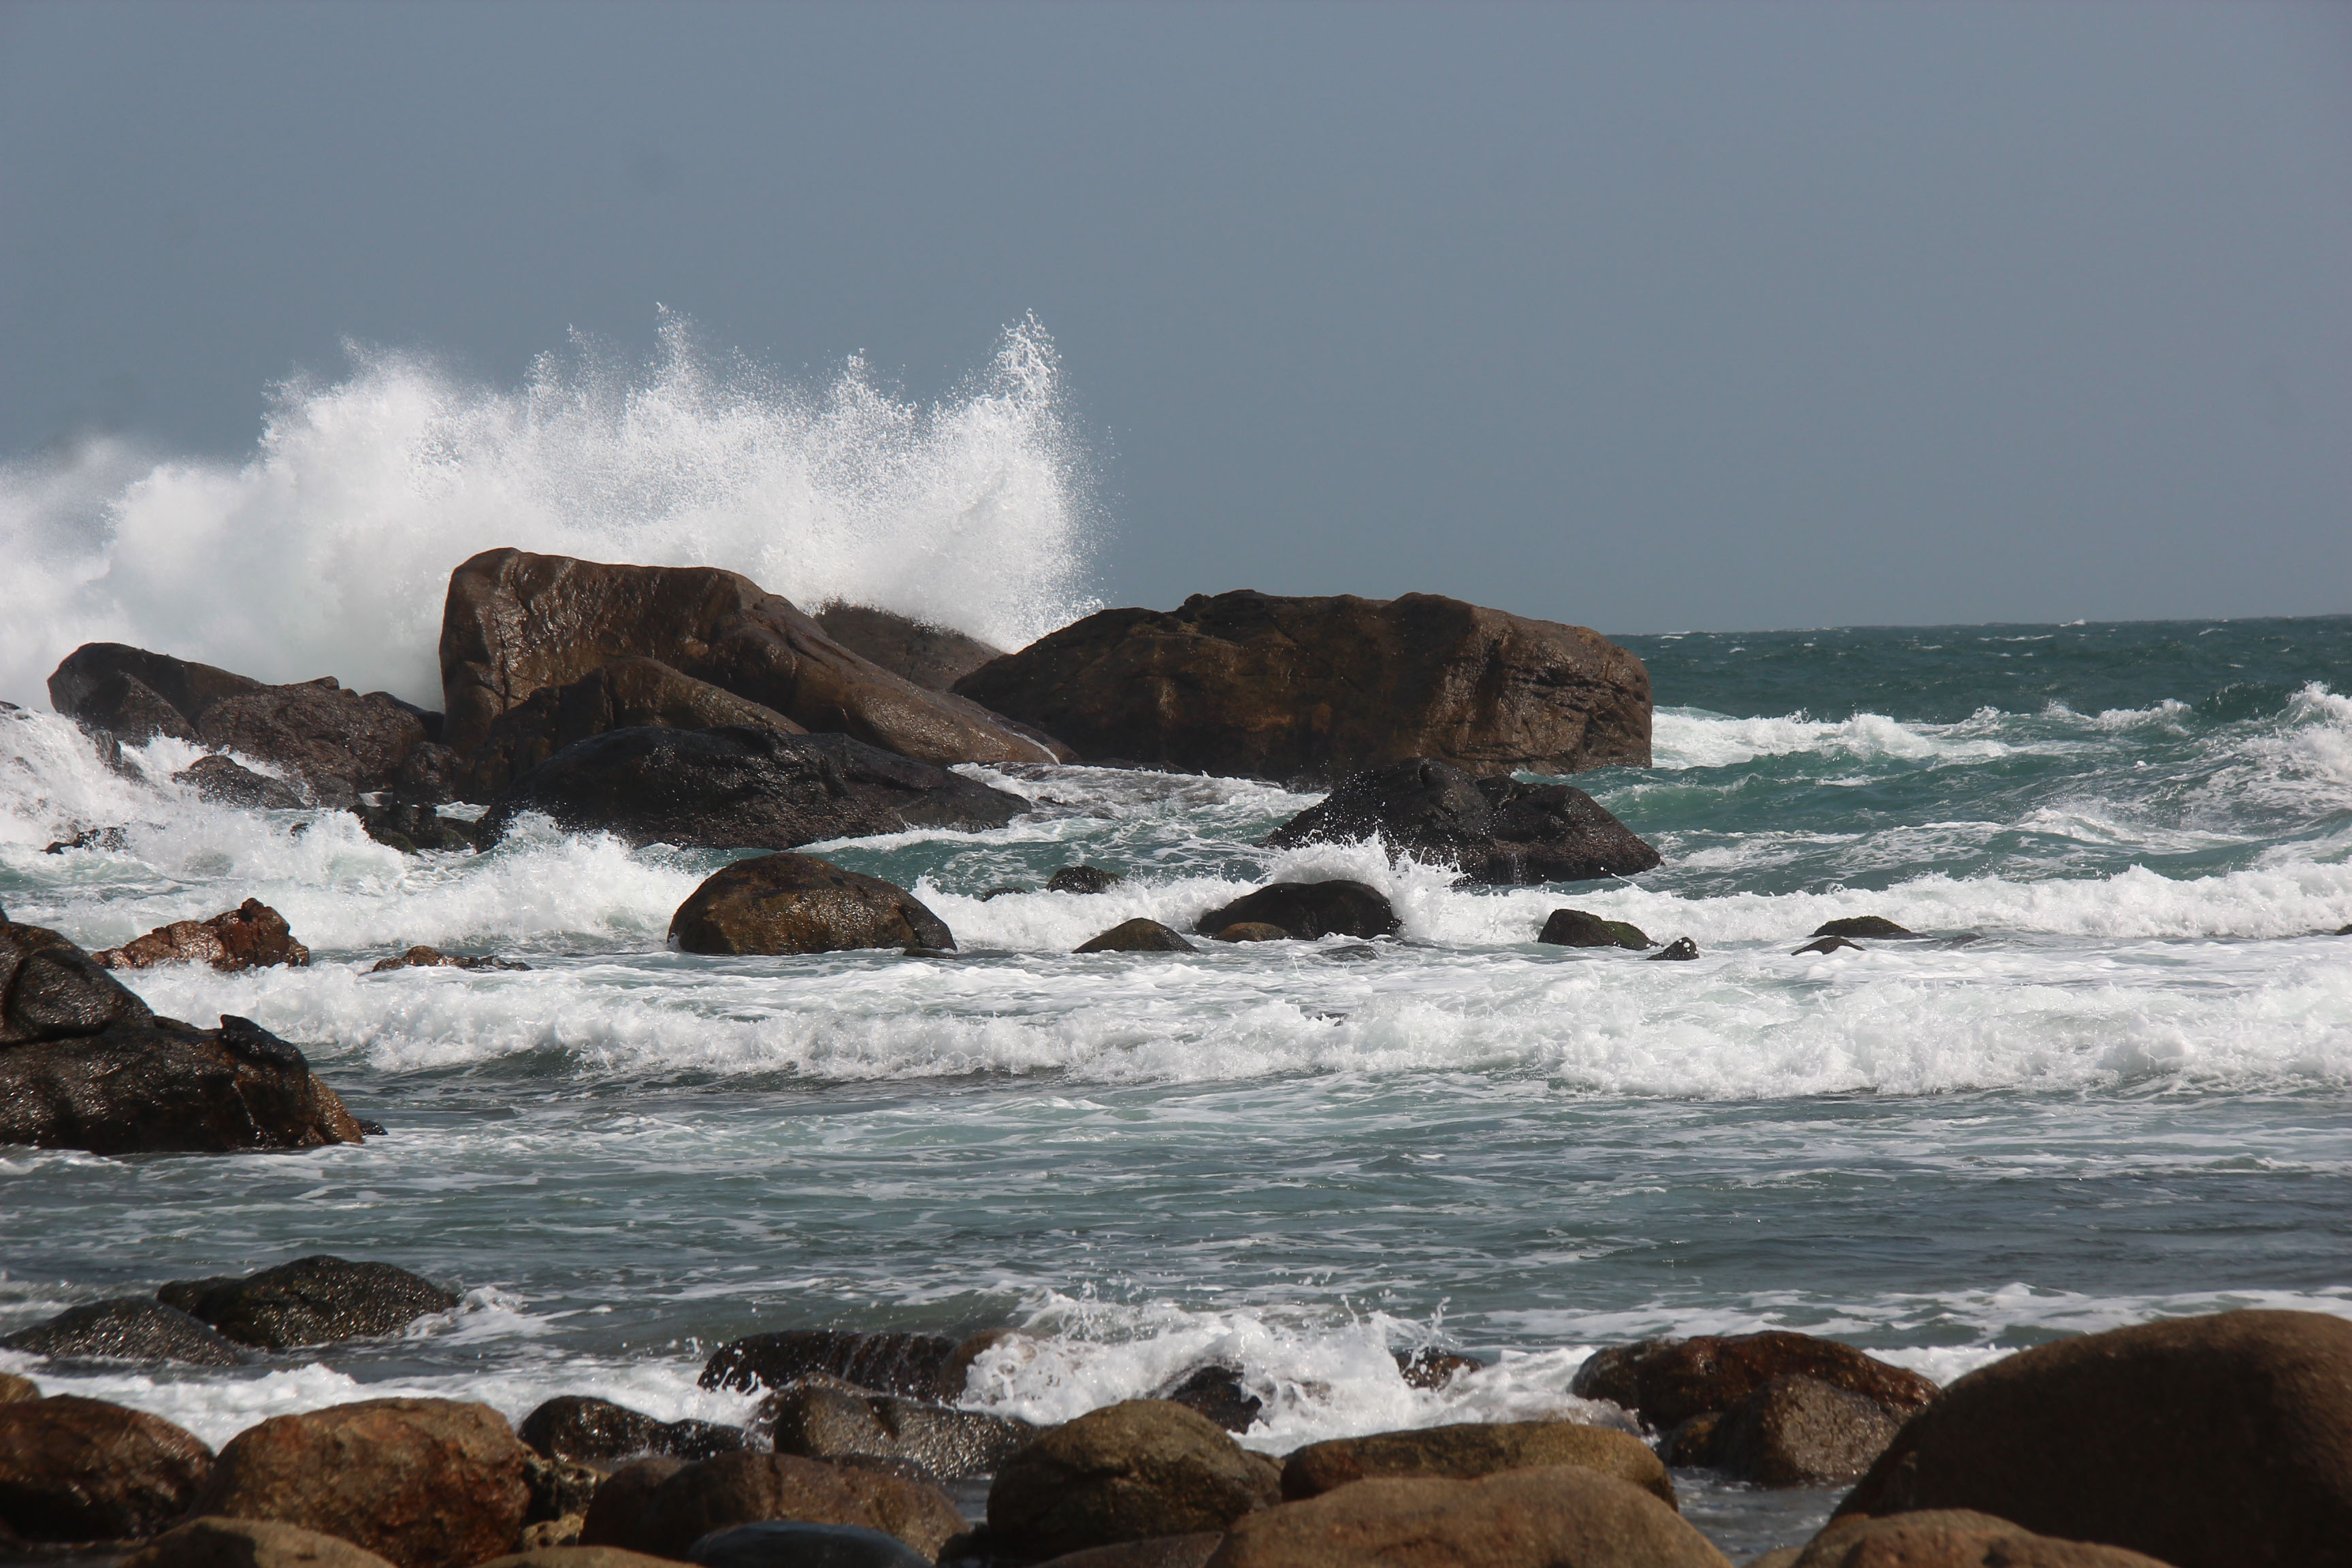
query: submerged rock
[
  {"left": 369, "top": 945, "right": 530, "bottom": 973},
  {"left": 0, "top": 1297, "right": 248, "bottom": 1366},
  {"left": 1192, "top": 882, "right": 1400, "bottom": 942},
  {"left": 1280, "top": 1421, "right": 1673, "bottom": 1508},
  {"left": 670, "top": 854, "right": 955, "bottom": 957},
  {"left": 1210, "top": 922, "right": 1290, "bottom": 943},
  {"left": 987, "top": 1400, "right": 1281, "bottom": 1559},
  {"left": 1267, "top": 758, "right": 1661, "bottom": 885},
  {"left": 159, "top": 1256, "right": 459, "bottom": 1350},
  {"left": 519, "top": 1396, "right": 748, "bottom": 1467},
  {"left": 1537, "top": 909, "right": 1652, "bottom": 949},
  {"left": 1152, "top": 1365, "right": 1262, "bottom": 1433},
  {"left": 1793, "top": 935, "right": 1864, "bottom": 956},
  {"left": 1048, "top": 864, "right": 1126, "bottom": 894},
  {"left": 698, "top": 1329, "right": 969, "bottom": 1401},
  {"left": 92, "top": 899, "right": 312, "bottom": 973},
  {"left": 812, "top": 604, "right": 1007, "bottom": 694},
  {"left": 1076, "top": 919, "right": 1196, "bottom": 953},
  {"left": 1811, "top": 916, "right": 1916, "bottom": 939},
  {"left": 0, "top": 1394, "right": 216, "bottom": 1541},
  {"left": 1647, "top": 937, "right": 1700, "bottom": 961},
  {"left": 953, "top": 589, "right": 1652, "bottom": 783}
]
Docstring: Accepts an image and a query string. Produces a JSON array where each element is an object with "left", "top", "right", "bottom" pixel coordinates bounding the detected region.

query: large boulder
[
  {"left": 1570, "top": 1332, "right": 1938, "bottom": 1432},
  {"left": 2, "top": 917, "right": 154, "bottom": 1045},
  {"left": 0, "top": 1297, "right": 248, "bottom": 1365},
  {"left": 437, "top": 549, "right": 1062, "bottom": 772},
  {"left": 699, "top": 1329, "right": 974, "bottom": 1402},
  {"left": 1036, "top": 1538, "right": 1226, "bottom": 1568},
  {"left": 813, "top": 605, "right": 1006, "bottom": 694},
  {"left": 1265, "top": 759, "right": 1661, "bottom": 885},
  {"left": 474, "top": 1550, "right": 676, "bottom": 1568},
  {"left": 158, "top": 1258, "right": 458, "bottom": 1350},
  {"left": 1833, "top": 1309, "right": 2352, "bottom": 1568},
  {"left": 687, "top": 1521, "right": 932, "bottom": 1568},
  {"left": 1669, "top": 1375, "right": 1903, "bottom": 1488},
  {"left": 463, "top": 657, "right": 808, "bottom": 799},
  {"left": 954, "top": 589, "right": 1652, "bottom": 783},
  {"left": 576, "top": 1452, "right": 962, "bottom": 1562},
  {"left": 670, "top": 854, "right": 954, "bottom": 956},
  {"left": 1191, "top": 882, "right": 1399, "bottom": 942},
  {"left": 92, "top": 900, "right": 312, "bottom": 973},
  {"left": 480, "top": 725, "right": 1027, "bottom": 851},
  {"left": 0, "top": 1394, "right": 215, "bottom": 1541},
  {"left": 986, "top": 1399, "right": 1283, "bottom": 1559},
  {"left": 190, "top": 1397, "right": 533, "bottom": 1568},
  {"left": 759, "top": 1382, "right": 1035, "bottom": 1481},
  {"left": 1279, "top": 1421, "right": 1674, "bottom": 1508},
  {"left": 519, "top": 1397, "right": 748, "bottom": 1467},
  {"left": 1765, "top": 1511, "right": 2176, "bottom": 1568},
  {"left": 124, "top": 1516, "right": 402, "bottom": 1568},
  {"left": 1202, "top": 1465, "right": 1727, "bottom": 1568},
  {"left": 47, "top": 644, "right": 265, "bottom": 744},
  {"left": 1077, "top": 919, "right": 1196, "bottom": 954}
]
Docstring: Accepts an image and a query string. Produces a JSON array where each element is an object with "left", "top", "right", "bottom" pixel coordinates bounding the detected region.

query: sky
[{"left": 3, "top": 0, "right": 2349, "bottom": 636}]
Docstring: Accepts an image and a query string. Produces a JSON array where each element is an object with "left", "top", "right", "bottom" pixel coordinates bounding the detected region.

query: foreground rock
[
  {"left": 519, "top": 1397, "right": 749, "bottom": 1467},
  {"left": 0, "top": 1394, "right": 214, "bottom": 1540},
  {"left": 92, "top": 899, "right": 312, "bottom": 972},
  {"left": 956, "top": 589, "right": 1652, "bottom": 783},
  {"left": 689, "top": 1520, "right": 932, "bottom": 1568},
  {"left": 987, "top": 1400, "right": 1282, "bottom": 1559},
  {"left": 439, "top": 549, "right": 1061, "bottom": 776},
  {"left": 1834, "top": 1309, "right": 2352, "bottom": 1568},
  {"left": 1205, "top": 1466, "right": 1727, "bottom": 1568},
  {"left": 1037, "top": 1538, "right": 1226, "bottom": 1568},
  {"left": 160, "top": 1257, "right": 459, "bottom": 1350},
  {"left": 0, "top": 1372, "right": 38, "bottom": 1402},
  {"left": 1573, "top": 1331, "right": 1936, "bottom": 1433},
  {"left": 3, "top": 917, "right": 155, "bottom": 1043},
  {"left": 0, "top": 1297, "right": 247, "bottom": 1365},
  {"left": 1759, "top": 1510, "right": 2175, "bottom": 1568},
  {"left": 760, "top": 1382, "right": 1036, "bottom": 1480},
  {"left": 477, "top": 1550, "right": 675, "bottom": 1568},
  {"left": 480, "top": 725, "right": 1027, "bottom": 851},
  {"left": 1538, "top": 909, "right": 1653, "bottom": 949},
  {"left": 1192, "top": 882, "right": 1400, "bottom": 942},
  {"left": 813, "top": 605, "right": 1007, "bottom": 694},
  {"left": 700, "top": 1329, "right": 975, "bottom": 1401},
  {"left": 670, "top": 854, "right": 955, "bottom": 956},
  {"left": 1666, "top": 1375, "right": 1902, "bottom": 1486},
  {"left": 1281, "top": 1421, "right": 1674, "bottom": 1507},
  {"left": 461, "top": 656, "right": 808, "bottom": 798},
  {"left": 578, "top": 1452, "right": 962, "bottom": 1561},
  {"left": 1266, "top": 759, "right": 1661, "bottom": 884},
  {"left": 125, "top": 1516, "right": 401, "bottom": 1568},
  {"left": 192, "top": 1397, "right": 532, "bottom": 1568},
  {"left": 1077, "top": 919, "right": 1196, "bottom": 953}
]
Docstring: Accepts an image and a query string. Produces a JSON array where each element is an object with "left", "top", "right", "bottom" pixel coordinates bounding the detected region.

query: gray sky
[{"left": 3, "top": 0, "right": 2348, "bottom": 634}]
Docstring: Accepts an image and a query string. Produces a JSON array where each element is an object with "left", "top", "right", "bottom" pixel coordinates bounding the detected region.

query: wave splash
[{"left": 0, "top": 314, "right": 1098, "bottom": 708}]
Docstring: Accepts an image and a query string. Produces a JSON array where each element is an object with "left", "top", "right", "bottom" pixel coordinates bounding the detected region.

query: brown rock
[
  {"left": 2, "top": 918, "right": 154, "bottom": 1046},
  {"left": 158, "top": 1258, "right": 458, "bottom": 1352},
  {"left": 93, "top": 900, "right": 312, "bottom": 973},
  {"left": 1205, "top": 1465, "right": 1728, "bottom": 1568},
  {"left": 438, "top": 548, "right": 1061, "bottom": 770},
  {"left": 194, "top": 683, "right": 426, "bottom": 804},
  {"left": 48, "top": 644, "right": 263, "bottom": 744},
  {"left": 954, "top": 589, "right": 1651, "bottom": 784},
  {"left": 508, "top": 1519, "right": 585, "bottom": 1553},
  {"left": 1192, "top": 883, "right": 1399, "bottom": 942},
  {"left": 173, "top": 755, "right": 307, "bottom": 811},
  {"left": 1835, "top": 1309, "right": 2352, "bottom": 1568},
  {"left": 1077, "top": 919, "right": 1196, "bottom": 954},
  {"left": 573, "top": 1459, "right": 684, "bottom": 1556},
  {"left": 1211, "top": 924, "right": 1290, "bottom": 943},
  {"left": 813, "top": 604, "right": 1007, "bottom": 693},
  {"left": 670, "top": 853, "right": 953, "bottom": 956},
  {"left": 1282, "top": 1421, "right": 1674, "bottom": 1509},
  {"left": 1690, "top": 1376, "right": 1902, "bottom": 1487},
  {"left": 1152, "top": 1367, "right": 1262, "bottom": 1433},
  {"left": 1038, "top": 1537, "right": 1226, "bottom": 1568},
  {"left": 463, "top": 656, "right": 808, "bottom": 798},
  {"left": 1265, "top": 759, "right": 1661, "bottom": 885},
  {"left": 0, "top": 1372, "right": 39, "bottom": 1403},
  {"left": 1571, "top": 1333, "right": 1938, "bottom": 1431},
  {"left": 987, "top": 1399, "right": 1283, "bottom": 1559},
  {"left": 477, "top": 1550, "right": 675, "bottom": 1568},
  {"left": 760, "top": 1382, "right": 1036, "bottom": 1480},
  {"left": 1393, "top": 1350, "right": 1483, "bottom": 1390},
  {"left": 700, "top": 1329, "right": 968, "bottom": 1401},
  {"left": 123, "top": 1516, "right": 400, "bottom": 1568},
  {"left": 1786, "top": 1510, "right": 2176, "bottom": 1567},
  {"left": 191, "top": 1398, "right": 532, "bottom": 1568},
  {"left": 580, "top": 1451, "right": 962, "bottom": 1561},
  {"left": 1537, "top": 911, "right": 1653, "bottom": 950},
  {"left": 0, "top": 1394, "right": 214, "bottom": 1541},
  {"left": 517, "top": 1396, "right": 746, "bottom": 1467}
]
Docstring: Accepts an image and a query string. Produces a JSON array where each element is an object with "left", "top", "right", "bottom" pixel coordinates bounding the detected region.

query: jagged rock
[
  {"left": 670, "top": 854, "right": 955, "bottom": 956},
  {"left": 955, "top": 589, "right": 1652, "bottom": 783},
  {"left": 159, "top": 1257, "right": 458, "bottom": 1350},
  {"left": 1048, "top": 865, "right": 1126, "bottom": 894},
  {"left": 1648, "top": 938, "right": 1699, "bottom": 961},
  {"left": 1077, "top": 919, "right": 1196, "bottom": 954},
  {"left": 1192, "top": 883, "right": 1399, "bottom": 942},
  {"left": 1154, "top": 1366, "right": 1262, "bottom": 1433},
  {"left": 519, "top": 1397, "right": 747, "bottom": 1467},
  {"left": 1571, "top": 1332, "right": 1936, "bottom": 1432},
  {"left": 480, "top": 725, "right": 1027, "bottom": 851},
  {"left": 463, "top": 657, "right": 810, "bottom": 799},
  {"left": 813, "top": 605, "right": 1007, "bottom": 694},
  {"left": 368, "top": 946, "right": 530, "bottom": 973},
  {"left": 1394, "top": 1350, "right": 1483, "bottom": 1389},
  {"left": 1777, "top": 1511, "right": 2177, "bottom": 1568},
  {"left": 1209, "top": 923, "right": 1289, "bottom": 943},
  {"left": 174, "top": 755, "right": 306, "bottom": 810},
  {"left": 1811, "top": 917, "right": 1916, "bottom": 940},
  {"left": 438, "top": 549, "right": 1063, "bottom": 772},
  {"left": 1266, "top": 759, "right": 1660, "bottom": 885},
  {"left": 0, "top": 1373, "right": 38, "bottom": 1403},
  {"left": 0, "top": 1297, "right": 248, "bottom": 1365},
  {"left": 699, "top": 1330, "right": 968, "bottom": 1401},
  {"left": 1666, "top": 1375, "right": 1901, "bottom": 1487},
  {"left": 1835, "top": 1309, "right": 2352, "bottom": 1568},
  {"left": 92, "top": 899, "right": 311, "bottom": 972},
  {"left": 987, "top": 1400, "right": 1282, "bottom": 1559},
  {"left": 1281, "top": 1422, "right": 1673, "bottom": 1507},
  {"left": 1205, "top": 1466, "right": 1727, "bottom": 1568},
  {"left": 2, "top": 917, "right": 154, "bottom": 1044},
  {"left": 759, "top": 1382, "right": 1036, "bottom": 1480},
  {"left": 1537, "top": 910, "right": 1652, "bottom": 949},
  {"left": 191, "top": 1398, "right": 533, "bottom": 1568},
  {"left": 359, "top": 798, "right": 479, "bottom": 855},
  {"left": 576, "top": 1452, "right": 962, "bottom": 1562},
  {"left": 687, "top": 1520, "right": 932, "bottom": 1568},
  {"left": 125, "top": 1516, "right": 402, "bottom": 1568},
  {"left": 1793, "top": 936, "right": 1863, "bottom": 957},
  {"left": 0, "top": 1394, "right": 214, "bottom": 1541},
  {"left": 46, "top": 825, "right": 132, "bottom": 854}
]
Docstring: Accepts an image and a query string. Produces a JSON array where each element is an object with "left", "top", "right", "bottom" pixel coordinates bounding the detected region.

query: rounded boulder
[
  {"left": 670, "top": 854, "right": 953, "bottom": 956},
  {"left": 123, "top": 1516, "right": 400, "bottom": 1568},
  {"left": 988, "top": 1399, "right": 1283, "bottom": 1559},
  {"left": 0, "top": 1394, "right": 214, "bottom": 1541},
  {"left": 1280, "top": 1420, "right": 1673, "bottom": 1508}
]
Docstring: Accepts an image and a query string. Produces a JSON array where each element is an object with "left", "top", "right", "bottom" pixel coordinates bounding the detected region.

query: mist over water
[{"left": 0, "top": 314, "right": 1097, "bottom": 708}]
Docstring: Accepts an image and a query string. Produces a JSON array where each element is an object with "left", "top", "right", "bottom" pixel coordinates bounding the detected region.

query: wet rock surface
[
  {"left": 1076, "top": 919, "right": 1196, "bottom": 953},
  {"left": 123, "top": 1515, "right": 405, "bottom": 1568},
  {"left": 159, "top": 1257, "right": 459, "bottom": 1350},
  {"left": 670, "top": 854, "right": 956, "bottom": 957},
  {"left": 1266, "top": 758, "right": 1661, "bottom": 885},
  {"left": 0, "top": 1297, "right": 248, "bottom": 1366},
  {"left": 2, "top": 917, "right": 156, "bottom": 1045},
  {"left": 1648, "top": 938, "right": 1701, "bottom": 961},
  {"left": 987, "top": 1399, "right": 1283, "bottom": 1560},
  {"left": 462, "top": 657, "right": 808, "bottom": 800},
  {"left": 1281, "top": 1421, "right": 1675, "bottom": 1508},
  {"left": 1192, "top": 882, "right": 1400, "bottom": 942},
  {"left": 92, "top": 900, "right": 312, "bottom": 973},
  {"left": 1771, "top": 1509, "right": 2178, "bottom": 1568},
  {"left": 1572, "top": 1332, "right": 1937, "bottom": 1434},
  {"left": 812, "top": 605, "right": 1007, "bottom": 695},
  {"left": 172, "top": 755, "right": 306, "bottom": 811},
  {"left": 689, "top": 1520, "right": 934, "bottom": 1568},
  {"left": 1047, "top": 864, "right": 1125, "bottom": 894},
  {"left": 0, "top": 1394, "right": 216, "bottom": 1541},
  {"left": 1810, "top": 917, "right": 1917, "bottom": 940},
  {"left": 700, "top": 1330, "right": 970, "bottom": 1402},
  {"left": 1537, "top": 909, "right": 1654, "bottom": 949},
  {"left": 1668, "top": 1376, "right": 1901, "bottom": 1487},
  {"left": 519, "top": 1396, "right": 749, "bottom": 1467},
  {"left": 579, "top": 1451, "right": 963, "bottom": 1562},
  {"left": 760, "top": 1382, "right": 1036, "bottom": 1480}
]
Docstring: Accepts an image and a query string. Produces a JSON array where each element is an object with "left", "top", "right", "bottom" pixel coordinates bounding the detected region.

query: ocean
[{"left": 5, "top": 615, "right": 2349, "bottom": 1559}]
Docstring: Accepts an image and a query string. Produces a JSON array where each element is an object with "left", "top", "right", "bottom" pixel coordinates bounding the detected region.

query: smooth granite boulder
[
  {"left": 1572, "top": 1332, "right": 1937, "bottom": 1433},
  {"left": 0, "top": 1394, "right": 215, "bottom": 1541},
  {"left": 577, "top": 1452, "right": 962, "bottom": 1563},
  {"left": 124, "top": 1516, "right": 402, "bottom": 1568},
  {"left": 987, "top": 1400, "right": 1282, "bottom": 1560},
  {"left": 463, "top": 657, "right": 808, "bottom": 799},
  {"left": 670, "top": 854, "right": 954, "bottom": 956},
  {"left": 1669, "top": 1375, "right": 1905, "bottom": 1487},
  {"left": 1280, "top": 1421, "right": 1675, "bottom": 1508},
  {"left": 1266, "top": 759, "right": 1661, "bottom": 885},
  {"left": 1762, "top": 1510, "right": 2177, "bottom": 1568},
  {"left": 812, "top": 605, "right": 1007, "bottom": 694}
]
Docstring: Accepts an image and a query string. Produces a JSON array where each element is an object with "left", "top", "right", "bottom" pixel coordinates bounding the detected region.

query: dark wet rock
[
  {"left": 93, "top": 899, "right": 312, "bottom": 973},
  {"left": 1192, "top": 882, "right": 1399, "bottom": 942},
  {"left": 758, "top": 1382, "right": 1036, "bottom": 1480},
  {"left": 2334, "top": 923, "right": 2352, "bottom": 936},
  {"left": 574, "top": 1459, "right": 685, "bottom": 1554},
  {"left": 689, "top": 1519, "right": 932, "bottom": 1568},
  {"left": 1210, "top": 923, "right": 1290, "bottom": 943},
  {"left": 1647, "top": 938, "right": 1700, "bottom": 961},
  {"left": 0, "top": 1394, "right": 215, "bottom": 1541},
  {"left": 1537, "top": 909, "right": 1652, "bottom": 949},
  {"left": 1077, "top": 919, "right": 1196, "bottom": 954},
  {"left": 1154, "top": 1366, "right": 1262, "bottom": 1433},
  {"left": 700, "top": 1330, "right": 968, "bottom": 1402},
  {"left": 1793, "top": 935, "right": 1864, "bottom": 956},
  {"left": 174, "top": 755, "right": 306, "bottom": 810},
  {"left": 159, "top": 1257, "right": 458, "bottom": 1350},
  {"left": 520, "top": 1397, "right": 749, "bottom": 1467},
  {"left": 390, "top": 742, "right": 464, "bottom": 804},
  {"left": 480, "top": 725, "right": 1027, "bottom": 851},
  {"left": 1571, "top": 1331, "right": 1936, "bottom": 1433},
  {"left": 0, "top": 1373, "right": 37, "bottom": 1403},
  {"left": 578, "top": 1451, "right": 963, "bottom": 1563},
  {"left": 463, "top": 657, "right": 811, "bottom": 800},
  {"left": 1667, "top": 1375, "right": 1901, "bottom": 1487},
  {"left": 812, "top": 605, "right": 1007, "bottom": 695},
  {"left": 1048, "top": 864, "right": 1126, "bottom": 894},
  {"left": 1835, "top": 1309, "right": 2352, "bottom": 1568},
  {"left": 48, "top": 644, "right": 262, "bottom": 742},
  {"left": 0, "top": 1297, "right": 247, "bottom": 1366},
  {"left": 1035, "top": 1536, "right": 1226, "bottom": 1568},
  {"left": 368, "top": 946, "right": 530, "bottom": 973},
  {"left": 46, "top": 825, "right": 132, "bottom": 854},
  {"left": 1811, "top": 917, "right": 1916, "bottom": 940},
  {"left": 954, "top": 589, "right": 1652, "bottom": 783},
  {"left": 1265, "top": 759, "right": 1661, "bottom": 885},
  {"left": 439, "top": 548, "right": 1063, "bottom": 772},
  {"left": 1394, "top": 1349, "right": 1484, "bottom": 1389},
  {"left": 977, "top": 886, "right": 1030, "bottom": 902},
  {"left": 1281, "top": 1422, "right": 1673, "bottom": 1508},
  {"left": 482, "top": 1549, "right": 673, "bottom": 1568},
  {"left": 990, "top": 1400, "right": 1281, "bottom": 1559},
  {"left": 523, "top": 1452, "right": 603, "bottom": 1531},
  {"left": 123, "top": 1514, "right": 404, "bottom": 1568},
  {"left": 359, "top": 798, "right": 480, "bottom": 855},
  {"left": 191, "top": 1397, "right": 532, "bottom": 1568},
  {"left": 1207, "top": 1466, "right": 1725, "bottom": 1568},
  {"left": 1781, "top": 1510, "right": 2176, "bottom": 1568},
  {"left": 670, "top": 853, "right": 955, "bottom": 957},
  {"left": 2, "top": 917, "right": 154, "bottom": 1045}
]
